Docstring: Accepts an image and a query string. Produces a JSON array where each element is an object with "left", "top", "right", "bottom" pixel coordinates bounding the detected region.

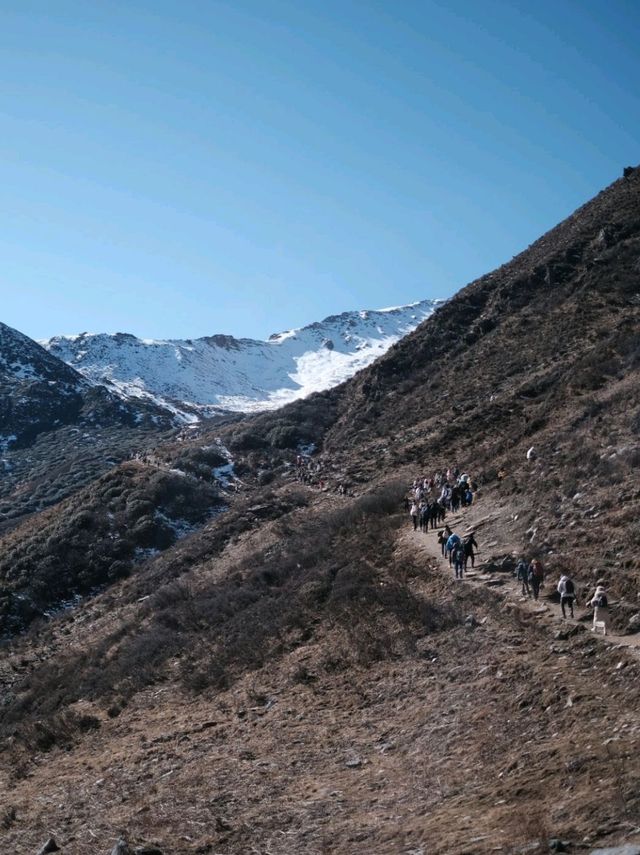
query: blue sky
[{"left": 1, "top": 0, "right": 638, "bottom": 341}]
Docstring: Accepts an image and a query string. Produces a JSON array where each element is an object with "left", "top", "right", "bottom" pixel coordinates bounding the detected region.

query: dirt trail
[{"left": 399, "top": 501, "right": 640, "bottom": 655}]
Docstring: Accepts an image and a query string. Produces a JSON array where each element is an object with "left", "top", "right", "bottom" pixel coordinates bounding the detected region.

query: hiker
[
  {"left": 587, "top": 584, "right": 609, "bottom": 635},
  {"left": 446, "top": 531, "right": 461, "bottom": 565},
  {"left": 557, "top": 574, "right": 577, "bottom": 618},
  {"left": 464, "top": 487, "right": 473, "bottom": 506},
  {"left": 514, "top": 557, "right": 530, "bottom": 597},
  {"left": 463, "top": 532, "right": 478, "bottom": 569},
  {"left": 437, "top": 526, "right": 451, "bottom": 556},
  {"left": 410, "top": 501, "right": 419, "bottom": 531},
  {"left": 451, "top": 540, "right": 465, "bottom": 579},
  {"left": 451, "top": 485, "right": 462, "bottom": 513},
  {"left": 528, "top": 558, "right": 544, "bottom": 600},
  {"left": 420, "top": 502, "right": 430, "bottom": 532}
]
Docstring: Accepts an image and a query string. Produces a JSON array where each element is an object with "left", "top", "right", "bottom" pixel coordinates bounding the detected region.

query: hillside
[
  {"left": 0, "top": 168, "right": 639, "bottom": 854},
  {"left": 1, "top": 320, "right": 95, "bottom": 450},
  {"left": 0, "top": 321, "right": 182, "bottom": 527},
  {"left": 43, "top": 301, "right": 440, "bottom": 418}
]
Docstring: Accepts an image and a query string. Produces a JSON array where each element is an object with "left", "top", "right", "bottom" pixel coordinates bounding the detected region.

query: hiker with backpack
[
  {"left": 463, "top": 532, "right": 478, "bottom": 569},
  {"left": 451, "top": 539, "right": 465, "bottom": 579},
  {"left": 514, "top": 557, "right": 530, "bottom": 597},
  {"left": 587, "top": 584, "right": 609, "bottom": 635},
  {"left": 446, "top": 531, "right": 462, "bottom": 566},
  {"left": 557, "top": 574, "right": 577, "bottom": 618},
  {"left": 528, "top": 558, "right": 544, "bottom": 600},
  {"left": 438, "top": 525, "right": 452, "bottom": 556}
]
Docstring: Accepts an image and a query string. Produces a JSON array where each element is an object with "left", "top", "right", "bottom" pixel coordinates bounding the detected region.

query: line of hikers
[
  {"left": 514, "top": 557, "right": 546, "bottom": 602},
  {"left": 514, "top": 557, "right": 610, "bottom": 633},
  {"left": 438, "top": 526, "right": 479, "bottom": 579},
  {"left": 407, "top": 466, "right": 612, "bottom": 636}
]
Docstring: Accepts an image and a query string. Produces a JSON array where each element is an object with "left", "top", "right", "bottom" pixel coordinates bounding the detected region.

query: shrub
[{"left": 229, "top": 431, "right": 267, "bottom": 451}]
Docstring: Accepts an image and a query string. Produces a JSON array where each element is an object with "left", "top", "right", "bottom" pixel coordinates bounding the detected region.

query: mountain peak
[{"left": 43, "top": 299, "right": 442, "bottom": 418}]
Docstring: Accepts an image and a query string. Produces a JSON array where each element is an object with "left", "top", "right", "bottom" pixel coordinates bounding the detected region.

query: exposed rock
[
  {"left": 500, "top": 555, "right": 516, "bottom": 573},
  {"left": 111, "top": 840, "right": 132, "bottom": 855},
  {"left": 134, "top": 847, "right": 164, "bottom": 855},
  {"left": 36, "top": 839, "right": 61, "bottom": 855},
  {"left": 627, "top": 613, "right": 640, "bottom": 633},
  {"left": 554, "top": 624, "right": 585, "bottom": 641}
]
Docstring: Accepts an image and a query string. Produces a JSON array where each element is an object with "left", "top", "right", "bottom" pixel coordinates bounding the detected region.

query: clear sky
[{"left": 1, "top": 0, "right": 638, "bottom": 341}]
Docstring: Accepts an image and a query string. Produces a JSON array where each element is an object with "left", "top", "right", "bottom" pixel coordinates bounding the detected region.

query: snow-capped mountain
[{"left": 43, "top": 300, "right": 442, "bottom": 419}]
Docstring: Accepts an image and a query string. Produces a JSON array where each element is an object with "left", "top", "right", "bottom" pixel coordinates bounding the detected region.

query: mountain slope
[
  {"left": 43, "top": 300, "right": 440, "bottom": 416},
  {"left": 0, "top": 321, "right": 90, "bottom": 450},
  {"left": 321, "top": 166, "right": 640, "bottom": 467},
  {"left": 2, "top": 169, "right": 640, "bottom": 854},
  {"left": 0, "top": 321, "right": 182, "bottom": 526}
]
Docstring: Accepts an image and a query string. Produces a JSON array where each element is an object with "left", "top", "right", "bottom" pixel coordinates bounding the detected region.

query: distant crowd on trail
[
  {"left": 406, "top": 467, "right": 477, "bottom": 533},
  {"left": 404, "top": 467, "right": 480, "bottom": 580},
  {"left": 292, "top": 453, "right": 351, "bottom": 495},
  {"left": 294, "top": 454, "right": 328, "bottom": 488},
  {"left": 406, "top": 465, "right": 613, "bottom": 636}
]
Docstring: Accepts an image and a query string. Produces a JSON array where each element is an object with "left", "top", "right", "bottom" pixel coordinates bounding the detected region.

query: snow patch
[{"left": 42, "top": 299, "right": 444, "bottom": 419}]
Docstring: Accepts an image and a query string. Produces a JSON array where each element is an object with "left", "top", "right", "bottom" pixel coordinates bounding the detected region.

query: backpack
[
  {"left": 595, "top": 593, "right": 608, "bottom": 608},
  {"left": 564, "top": 578, "right": 575, "bottom": 595},
  {"left": 529, "top": 562, "right": 543, "bottom": 580}
]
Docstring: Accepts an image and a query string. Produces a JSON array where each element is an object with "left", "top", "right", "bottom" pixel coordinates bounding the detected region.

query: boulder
[
  {"left": 554, "top": 623, "right": 585, "bottom": 641},
  {"left": 500, "top": 555, "right": 516, "bottom": 573},
  {"left": 627, "top": 613, "right": 640, "bottom": 633},
  {"left": 36, "top": 840, "right": 61, "bottom": 855}
]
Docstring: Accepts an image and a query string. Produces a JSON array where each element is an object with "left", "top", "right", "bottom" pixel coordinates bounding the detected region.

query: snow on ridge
[{"left": 42, "top": 298, "right": 443, "bottom": 418}]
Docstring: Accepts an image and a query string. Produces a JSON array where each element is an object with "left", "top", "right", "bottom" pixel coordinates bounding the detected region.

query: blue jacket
[{"left": 446, "top": 534, "right": 461, "bottom": 551}]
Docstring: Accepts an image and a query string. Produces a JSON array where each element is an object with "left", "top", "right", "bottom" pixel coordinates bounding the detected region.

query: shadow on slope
[{"left": 1, "top": 482, "right": 460, "bottom": 758}]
